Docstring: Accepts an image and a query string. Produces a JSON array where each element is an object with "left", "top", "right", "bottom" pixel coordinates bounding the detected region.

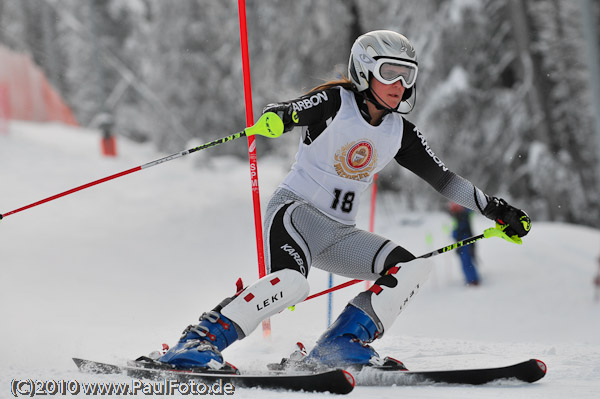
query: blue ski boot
[
  {"left": 304, "top": 304, "right": 382, "bottom": 368},
  {"left": 159, "top": 311, "right": 239, "bottom": 371},
  {"left": 301, "top": 304, "right": 408, "bottom": 371}
]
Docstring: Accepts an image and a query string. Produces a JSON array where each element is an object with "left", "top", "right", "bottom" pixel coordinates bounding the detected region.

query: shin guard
[
  {"left": 221, "top": 269, "right": 309, "bottom": 336},
  {"left": 350, "top": 258, "right": 433, "bottom": 335}
]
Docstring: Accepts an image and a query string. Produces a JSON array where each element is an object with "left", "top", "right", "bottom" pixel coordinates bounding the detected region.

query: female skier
[{"left": 158, "top": 30, "right": 531, "bottom": 371}]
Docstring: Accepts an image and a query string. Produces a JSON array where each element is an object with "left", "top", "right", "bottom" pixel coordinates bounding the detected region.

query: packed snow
[{"left": 1, "top": 121, "right": 599, "bottom": 398}]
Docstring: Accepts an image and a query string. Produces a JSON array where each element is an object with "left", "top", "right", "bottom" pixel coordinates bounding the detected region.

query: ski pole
[
  {"left": 303, "top": 226, "right": 511, "bottom": 302},
  {"left": 0, "top": 112, "right": 284, "bottom": 220}
]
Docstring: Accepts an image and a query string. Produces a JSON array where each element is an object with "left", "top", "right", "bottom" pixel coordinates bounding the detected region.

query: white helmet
[{"left": 348, "top": 30, "right": 419, "bottom": 102}]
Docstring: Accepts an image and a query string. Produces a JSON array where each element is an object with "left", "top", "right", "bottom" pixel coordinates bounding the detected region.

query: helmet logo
[
  {"left": 397, "top": 38, "right": 416, "bottom": 59},
  {"left": 334, "top": 140, "right": 377, "bottom": 180},
  {"left": 404, "top": 44, "right": 416, "bottom": 59},
  {"left": 359, "top": 54, "right": 374, "bottom": 64}
]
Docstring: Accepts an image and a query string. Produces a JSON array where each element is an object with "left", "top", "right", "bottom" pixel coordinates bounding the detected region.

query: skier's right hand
[
  {"left": 482, "top": 197, "right": 531, "bottom": 238},
  {"left": 263, "top": 103, "right": 298, "bottom": 133}
]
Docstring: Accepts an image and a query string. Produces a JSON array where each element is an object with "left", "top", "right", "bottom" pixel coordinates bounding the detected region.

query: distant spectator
[
  {"left": 449, "top": 202, "right": 480, "bottom": 286},
  {"left": 93, "top": 112, "right": 117, "bottom": 157}
]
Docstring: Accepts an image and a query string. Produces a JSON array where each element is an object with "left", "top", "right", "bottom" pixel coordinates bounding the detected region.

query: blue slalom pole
[{"left": 327, "top": 273, "right": 333, "bottom": 326}]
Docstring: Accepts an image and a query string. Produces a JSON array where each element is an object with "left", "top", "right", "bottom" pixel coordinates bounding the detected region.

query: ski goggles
[{"left": 373, "top": 58, "right": 418, "bottom": 88}]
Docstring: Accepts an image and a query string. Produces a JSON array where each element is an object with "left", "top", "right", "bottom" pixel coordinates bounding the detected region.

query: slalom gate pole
[
  {"left": 0, "top": 112, "right": 283, "bottom": 221},
  {"left": 369, "top": 174, "right": 378, "bottom": 233},
  {"left": 366, "top": 173, "right": 379, "bottom": 289},
  {"left": 237, "top": 0, "right": 271, "bottom": 338},
  {"left": 327, "top": 273, "right": 333, "bottom": 326},
  {"left": 303, "top": 230, "right": 491, "bottom": 303}
]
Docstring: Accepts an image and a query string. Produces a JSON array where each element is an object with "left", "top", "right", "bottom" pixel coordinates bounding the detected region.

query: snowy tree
[{"left": 1, "top": 0, "right": 598, "bottom": 226}]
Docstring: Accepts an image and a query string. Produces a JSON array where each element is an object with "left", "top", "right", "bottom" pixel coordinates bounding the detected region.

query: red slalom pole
[
  {"left": 238, "top": 0, "right": 271, "bottom": 337},
  {"left": 366, "top": 173, "right": 379, "bottom": 289},
  {"left": 369, "top": 174, "right": 378, "bottom": 233}
]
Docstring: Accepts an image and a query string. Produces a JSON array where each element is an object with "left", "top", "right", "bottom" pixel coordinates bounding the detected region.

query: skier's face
[{"left": 370, "top": 77, "right": 405, "bottom": 109}]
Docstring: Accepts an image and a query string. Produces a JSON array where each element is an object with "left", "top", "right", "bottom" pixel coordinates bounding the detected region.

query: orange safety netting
[{"left": 0, "top": 44, "right": 78, "bottom": 127}]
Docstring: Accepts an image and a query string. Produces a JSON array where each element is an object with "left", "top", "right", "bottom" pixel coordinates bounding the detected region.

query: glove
[
  {"left": 482, "top": 197, "right": 531, "bottom": 238},
  {"left": 263, "top": 103, "right": 298, "bottom": 133}
]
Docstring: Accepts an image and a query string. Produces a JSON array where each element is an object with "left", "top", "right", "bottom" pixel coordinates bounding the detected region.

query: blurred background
[{"left": 0, "top": 0, "right": 599, "bottom": 227}]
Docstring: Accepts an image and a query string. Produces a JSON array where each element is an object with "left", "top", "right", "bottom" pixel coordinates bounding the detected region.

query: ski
[
  {"left": 73, "top": 356, "right": 545, "bottom": 392},
  {"left": 355, "top": 358, "right": 547, "bottom": 386},
  {"left": 72, "top": 358, "right": 355, "bottom": 394}
]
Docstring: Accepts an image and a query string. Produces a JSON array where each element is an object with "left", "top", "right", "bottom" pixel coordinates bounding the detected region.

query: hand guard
[
  {"left": 263, "top": 103, "right": 298, "bottom": 133},
  {"left": 482, "top": 197, "right": 531, "bottom": 238}
]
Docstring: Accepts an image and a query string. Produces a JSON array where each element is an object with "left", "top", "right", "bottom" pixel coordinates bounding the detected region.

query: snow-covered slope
[{"left": 1, "top": 121, "right": 599, "bottom": 398}]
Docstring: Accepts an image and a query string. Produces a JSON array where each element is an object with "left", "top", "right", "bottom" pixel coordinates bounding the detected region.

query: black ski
[
  {"left": 72, "top": 358, "right": 355, "bottom": 394},
  {"left": 356, "top": 358, "right": 547, "bottom": 386}
]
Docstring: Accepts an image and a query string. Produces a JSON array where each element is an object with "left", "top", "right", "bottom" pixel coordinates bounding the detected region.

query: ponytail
[{"left": 306, "top": 77, "right": 357, "bottom": 95}]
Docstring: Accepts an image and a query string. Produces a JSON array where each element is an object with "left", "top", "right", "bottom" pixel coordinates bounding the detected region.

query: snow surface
[{"left": 1, "top": 121, "right": 600, "bottom": 398}]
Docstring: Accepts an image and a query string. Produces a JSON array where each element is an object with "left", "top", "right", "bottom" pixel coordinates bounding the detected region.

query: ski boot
[
  {"left": 304, "top": 304, "right": 408, "bottom": 371},
  {"left": 158, "top": 310, "right": 239, "bottom": 372}
]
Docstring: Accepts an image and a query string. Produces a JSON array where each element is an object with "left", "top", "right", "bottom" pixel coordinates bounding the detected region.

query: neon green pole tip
[{"left": 245, "top": 112, "right": 284, "bottom": 138}]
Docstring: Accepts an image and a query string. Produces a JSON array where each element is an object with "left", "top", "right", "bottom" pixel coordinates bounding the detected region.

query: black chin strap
[
  {"left": 367, "top": 88, "right": 397, "bottom": 112},
  {"left": 362, "top": 87, "right": 416, "bottom": 115},
  {"left": 363, "top": 89, "right": 395, "bottom": 113}
]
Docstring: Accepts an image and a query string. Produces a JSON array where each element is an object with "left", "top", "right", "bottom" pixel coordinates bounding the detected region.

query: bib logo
[{"left": 334, "top": 140, "right": 377, "bottom": 180}]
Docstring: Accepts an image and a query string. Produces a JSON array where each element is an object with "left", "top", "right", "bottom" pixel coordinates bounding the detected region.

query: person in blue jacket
[{"left": 449, "top": 202, "right": 480, "bottom": 286}]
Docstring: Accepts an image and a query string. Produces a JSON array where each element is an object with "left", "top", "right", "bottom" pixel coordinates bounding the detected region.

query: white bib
[{"left": 281, "top": 88, "right": 404, "bottom": 224}]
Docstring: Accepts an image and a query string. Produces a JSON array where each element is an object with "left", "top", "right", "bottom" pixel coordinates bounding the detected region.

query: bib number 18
[{"left": 331, "top": 189, "right": 355, "bottom": 213}]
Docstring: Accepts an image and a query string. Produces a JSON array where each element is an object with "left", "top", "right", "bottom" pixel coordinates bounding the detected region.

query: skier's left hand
[
  {"left": 263, "top": 103, "right": 298, "bottom": 133},
  {"left": 482, "top": 197, "right": 531, "bottom": 238}
]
